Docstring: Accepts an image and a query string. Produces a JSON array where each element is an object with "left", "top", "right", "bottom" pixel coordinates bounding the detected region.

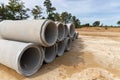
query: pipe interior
[
  {"left": 73, "top": 33, "right": 76, "bottom": 40},
  {"left": 76, "top": 33, "right": 79, "bottom": 39},
  {"left": 20, "top": 47, "right": 41, "bottom": 75},
  {"left": 66, "top": 38, "right": 72, "bottom": 50},
  {"left": 58, "top": 24, "right": 65, "bottom": 40},
  {"left": 57, "top": 41, "right": 65, "bottom": 56},
  {"left": 64, "top": 25, "right": 68, "bottom": 38},
  {"left": 45, "top": 22, "right": 57, "bottom": 45},
  {"left": 70, "top": 24, "right": 75, "bottom": 37},
  {"left": 45, "top": 45, "right": 56, "bottom": 63}
]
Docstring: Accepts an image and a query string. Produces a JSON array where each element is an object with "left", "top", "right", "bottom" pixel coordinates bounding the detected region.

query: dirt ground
[{"left": 1, "top": 28, "right": 120, "bottom": 80}]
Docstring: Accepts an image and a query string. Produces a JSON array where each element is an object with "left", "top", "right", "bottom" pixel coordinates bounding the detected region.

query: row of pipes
[{"left": 0, "top": 19, "right": 79, "bottom": 76}]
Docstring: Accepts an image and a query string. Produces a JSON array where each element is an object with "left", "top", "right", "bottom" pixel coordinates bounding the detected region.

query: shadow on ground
[
  {"left": 0, "top": 37, "right": 85, "bottom": 79},
  {"left": 30, "top": 37, "right": 85, "bottom": 78}
]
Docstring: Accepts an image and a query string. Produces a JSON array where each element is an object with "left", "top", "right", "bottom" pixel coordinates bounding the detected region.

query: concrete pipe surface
[
  {"left": 72, "top": 31, "right": 79, "bottom": 41},
  {"left": 67, "top": 23, "right": 75, "bottom": 38},
  {"left": 65, "top": 37, "right": 72, "bottom": 51},
  {"left": 72, "top": 33, "right": 76, "bottom": 41},
  {"left": 64, "top": 24, "right": 69, "bottom": 38},
  {"left": 0, "top": 40, "right": 44, "bottom": 76},
  {"left": 76, "top": 32, "right": 79, "bottom": 39},
  {"left": 44, "top": 45, "right": 56, "bottom": 63},
  {"left": 56, "top": 40, "right": 66, "bottom": 56},
  {"left": 55, "top": 22, "right": 65, "bottom": 42},
  {"left": 0, "top": 20, "right": 58, "bottom": 47}
]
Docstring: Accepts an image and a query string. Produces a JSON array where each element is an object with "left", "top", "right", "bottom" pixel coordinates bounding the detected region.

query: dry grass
[{"left": 77, "top": 27, "right": 120, "bottom": 32}]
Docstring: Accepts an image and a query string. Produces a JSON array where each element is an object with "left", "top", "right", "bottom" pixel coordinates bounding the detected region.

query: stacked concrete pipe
[
  {"left": 44, "top": 45, "right": 56, "bottom": 63},
  {"left": 55, "top": 22, "right": 65, "bottom": 42},
  {"left": 0, "top": 20, "right": 79, "bottom": 76},
  {"left": 76, "top": 31, "right": 79, "bottom": 39},
  {"left": 64, "top": 24, "right": 69, "bottom": 38},
  {"left": 67, "top": 23, "right": 75, "bottom": 38},
  {"left": 0, "top": 39, "right": 44, "bottom": 76},
  {"left": 0, "top": 20, "right": 58, "bottom": 47},
  {"left": 65, "top": 37, "right": 72, "bottom": 51},
  {"left": 72, "top": 33, "right": 76, "bottom": 41},
  {"left": 56, "top": 40, "right": 66, "bottom": 56},
  {"left": 72, "top": 31, "right": 79, "bottom": 41}
]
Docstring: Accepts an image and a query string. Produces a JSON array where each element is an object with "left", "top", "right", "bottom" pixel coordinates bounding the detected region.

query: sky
[{"left": 0, "top": 0, "right": 120, "bottom": 26}]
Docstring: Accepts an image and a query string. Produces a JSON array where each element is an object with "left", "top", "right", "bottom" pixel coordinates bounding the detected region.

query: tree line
[
  {"left": 0, "top": 0, "right": 120, "bottom": 28},
  {"left": 0, "top": 0, "right": 80, "bottom": 28},
  {"left": 82, "top": 21, "right": 120, "bottom": 27}
]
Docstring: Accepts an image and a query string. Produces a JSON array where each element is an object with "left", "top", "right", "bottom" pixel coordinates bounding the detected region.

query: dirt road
[{"left": 0, "top": 31, "right": 120, "bottom": 80}]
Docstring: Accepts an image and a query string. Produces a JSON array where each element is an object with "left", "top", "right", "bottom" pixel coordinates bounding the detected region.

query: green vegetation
[
  {"left": 0, "top": 0, "right": 29, "bottom": 20},
  {"left": 44, "top": 0, "right": 56, "bottom": 20},
  {"left": 117, "top": 21, "right": 120, "bottom": 26},
  {"left": 0, "top": 0, "right": 120, "bottom": 28},
  {"left": 0, "top": 0, "right": 81, "bottom": 28},
  {"left": 32, "top": 5, "right": 42, "bottom": 19},
  {"left": 82, "top": 23, "right": 90, "bottom": 27},
  {"left": 92, "top": 21, "right": 100, "bottom": 27}
]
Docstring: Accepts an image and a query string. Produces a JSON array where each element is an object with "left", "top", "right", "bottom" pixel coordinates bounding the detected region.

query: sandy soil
[{"left": 0, "top": 30, "right": 120, "bottom": 80}]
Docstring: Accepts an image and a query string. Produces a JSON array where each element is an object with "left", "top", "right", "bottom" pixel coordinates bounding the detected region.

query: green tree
[
  {"left": 6, "top": 0, "right": 29, "bottom": 20},
  {"left": 16, "top": 2, "right": 29, "bottom": 20},
  {"left": 53, "top": 12, "right": 61, "bottom": 21},
  {"left": 0, "top": 3, "right": 9, "bottom": 20},
  {"left": 32, "top": 5, "right": 42, "bottom": 19},
  {"left": 71, "top": 16, "right": 81, "bottom": 28},
  {"left": 82, "top": 23, "right": 90, "bottom": 27},
  {"left": 44, "top": 0, "right": 56, "bottom": 20},
  {"left": 117, "top": 21, "right": 120, "bottom": 26},
  {"left": 61, "top": 12, "right": 72, "bottom": 24},
  {"left": 93, "top": 21, "right": 100, "bottom": 26}
]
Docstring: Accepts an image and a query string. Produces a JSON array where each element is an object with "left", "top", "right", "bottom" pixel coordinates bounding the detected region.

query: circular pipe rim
[
  {"left": 57, "top": 40, "right": 66, "bottom": 56},
  {"left": 56, "top": 22, "right": 65, "bottom": 41},
  {"left": 41, "top": 20, "right": 58, "bottom": 46},
  {"left": 44, "top": 45, "right": 57, "bottom": 63},
  {"left": 67, "top": 23, "right": 75, "bottom": 38},
  {"left": 65, "top": 38, "right": 72, "bottom": 51},
  {"left": 64, "top": 24, "right": 69, "bottom": 38},
  {"left": 17, "top": 44, "right": 43, "bottom": 76}
]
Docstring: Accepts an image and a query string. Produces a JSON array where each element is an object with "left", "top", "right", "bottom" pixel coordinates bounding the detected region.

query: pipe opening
[
  {"left": 44, "top": 22, "right": 57, "bottom": 45},
  {"left": 58, "top": 23, "right": 65, "bottom": 41},
  {"left": 70, "top": 24, "right": 75, "bottom": 37},
  {"left": 66, "top": 38, "right": 72, "bottom": 51},
  {"left": 19, "top": 47, "right": 41, "bottom": 76},
  {"left": 76, "top": 32, "right": 79, "bottom": 39},
  {"left": 44, "top": 45, "right": 56, "bottom": 63},
  {"left": 73, "top": 33, "right": 76, "bottom": 41},
  {"left": 57, "top": 41, "right": 65, "bottom": 56},
  {"left": 64, "top": 25, "right": 68, "bottom": 38}
]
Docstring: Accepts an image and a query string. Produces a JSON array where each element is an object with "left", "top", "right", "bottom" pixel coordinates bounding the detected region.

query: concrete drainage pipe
[
  {"left": 64, "top": 24, "right": 69, "bottom": 38},
  {"left": 0, "top": 40, "right": 44, "bottom": 76},
  {"left": 55, "top": 22, "right": 65, "bottom": 42},
  {"left": 72, "top": 31, "right": 79, "bottom": 41},
  {"left": 0, "top": 20, "right": 58, "bottom": 47},
  {"left": 65, "top": 37, "right": 72, "bottom": 51},
  {"left": 67, "top": 23, "right": 75, "bottom": 38},
  {"left": 44, "top": 45, "right": 56, "bottom": 63},
  {"left": 76, "top": 32, "right": 79, "bottom": 39},
  {"left": 56, "top": 40, "right": 66, "bottom": 56},
  {"left": 72, "top": 33, "right": 76, "bottom": 41}
]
